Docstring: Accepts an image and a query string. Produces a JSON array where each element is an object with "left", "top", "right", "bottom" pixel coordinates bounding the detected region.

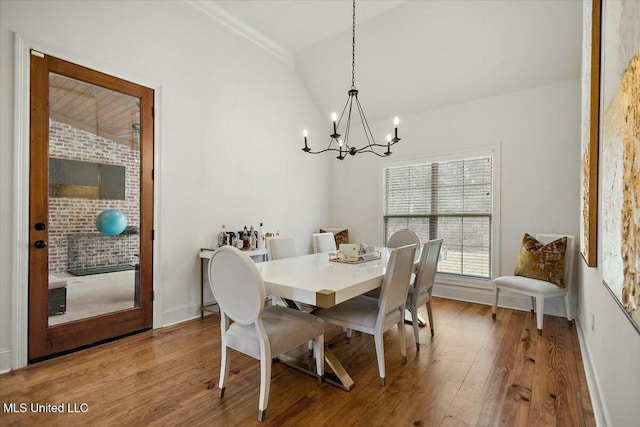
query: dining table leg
[
  {"left": 274, "top": 298, "right": 356, "bottom": 391},
  {"left": 275, "top": 347, "right": 355, "bottom": 391},
  {"left": 274, "top": 299, "right": 355, "bottom": 390},
  {"left": 404, "top": 309, "right": 427, "bottom": 326},
  {"left": 324, "top": 348, "right": 355, "bottom": 390}
]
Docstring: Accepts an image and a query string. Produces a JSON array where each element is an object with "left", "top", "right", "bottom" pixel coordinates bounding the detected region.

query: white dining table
[
  {"left": 255, "top": 247, "right": 417, "bottom": 391},
  {"left": 255, "top": 248, "right": 392, "bottom": 309},
  {"left": 200, "top": 245, "right": 421, "bottom": 390}
]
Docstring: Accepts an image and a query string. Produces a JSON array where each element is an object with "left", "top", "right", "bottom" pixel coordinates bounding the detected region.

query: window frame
[{"left": 379, "top": 146, "right": 501, "bottom": 286}]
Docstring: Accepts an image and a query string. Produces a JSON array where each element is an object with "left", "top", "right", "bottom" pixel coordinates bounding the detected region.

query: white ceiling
[
  {"left": 191, "top": 0, "right": 583, "bottom": 123},
  {"left": 212, "top": 0, "right": 408, "bottom": 52}
]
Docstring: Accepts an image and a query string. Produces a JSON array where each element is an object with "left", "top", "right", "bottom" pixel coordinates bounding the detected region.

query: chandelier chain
[{"left": 351, "top": 0, "right": 356, "bottom": 89}]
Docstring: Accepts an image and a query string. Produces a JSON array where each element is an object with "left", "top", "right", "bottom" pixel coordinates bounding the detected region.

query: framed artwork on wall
[
  {"left": 600, "top": 0, "right": 640, "bottom": 333},
  {"left": 579, "top": 0, "right": 601, "bottom": 268}
]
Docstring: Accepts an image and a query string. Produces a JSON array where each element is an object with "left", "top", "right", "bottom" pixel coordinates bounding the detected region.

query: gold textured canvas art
[
  {"left": 580, "top": 0, "right": 601, "bottom": 267},
  {"left": 601, "top": 0, "right": 640, "bottom": 333}
]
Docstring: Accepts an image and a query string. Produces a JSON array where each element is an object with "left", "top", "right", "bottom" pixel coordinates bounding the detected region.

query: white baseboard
[
  {"left": 160, "top": 282, "right": 566, "bottom": 329},
  {"left": 575, "top": 318, "right": 607, "bottom": 427},
  {"left": 161, "top": 302, "right": 201, "bottom": 327},
  {"left": 0, "top": 347, "right": 12, "bottom": 374},
  {"left": 432, "top": 281, "right": 567, "bottom": 317},
  {"left": 161, "top": 300, "right": 217, "bottom": 327}
]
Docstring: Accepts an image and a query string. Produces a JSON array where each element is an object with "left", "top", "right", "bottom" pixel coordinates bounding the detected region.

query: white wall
[
  {"left": 578, "top": 266, "right": 640, "bottom": 426},
  {"left": 294, "top": 0, "right": 582, "bottom": 124},
  {"left": 576, "top": 1, "right": 640, "bottom": 426},
  {"left": 329, "top": 79, "right": 581, "bottom": 311},
  {"left": 0, "top": 0, "right": 331, "bottom": 371}
]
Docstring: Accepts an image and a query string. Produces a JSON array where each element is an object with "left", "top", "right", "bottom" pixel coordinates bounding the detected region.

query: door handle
[
  {"left": 34, "top": 240, "right": 48, "bottom": 249},
  {"left": 35, "top": 222, "right": 46, "bottom": 231}
]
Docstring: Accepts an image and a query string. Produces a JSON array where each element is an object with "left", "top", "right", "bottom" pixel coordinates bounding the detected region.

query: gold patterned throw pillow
[{"left": 514, "top": 234, "right": 567, "bottom": 288}]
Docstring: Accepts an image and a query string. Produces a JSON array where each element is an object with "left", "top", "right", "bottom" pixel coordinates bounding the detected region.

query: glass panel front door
[
  {"left": 30, "top": 53, "right": 153, "bottom": 361},
  {"left": 47, "top": 72, "right": 142, "bottom": 326}
]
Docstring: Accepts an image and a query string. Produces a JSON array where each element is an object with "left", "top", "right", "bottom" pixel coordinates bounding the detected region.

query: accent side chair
[{"left": 492, "top": 233, "right": 575, "bottom": 335}]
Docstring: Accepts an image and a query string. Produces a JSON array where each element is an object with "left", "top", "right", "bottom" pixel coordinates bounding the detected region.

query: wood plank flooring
[{"left": 0, "top": 298, "right": 595, "bottom": 426}]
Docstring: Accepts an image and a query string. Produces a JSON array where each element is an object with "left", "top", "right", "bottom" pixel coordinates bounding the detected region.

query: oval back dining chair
[
  {"left": 387, "top": 229, "right": 421, "bottom": 263},
  {"left": 408, "top": 239, "right": 443, "bottom": 348},
  {"left": 387, "top": 228, "right": 421, "bottom": 249},
  {"left": 492, "top": 233, "right": 575, "bottom": 335},
  {"left": 208, "top": 246, "right": 325, "bottom": 422},
  {"left": 316, "top": 244, "right": 417, "bottom": 386},
  {"left": 312, "top": 232, "right": 337, "bottom": 254}
]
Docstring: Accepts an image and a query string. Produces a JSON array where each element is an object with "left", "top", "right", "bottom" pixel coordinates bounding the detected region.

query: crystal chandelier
[{"left": 302, "top": 0, "right": 401, "bottom": 160}]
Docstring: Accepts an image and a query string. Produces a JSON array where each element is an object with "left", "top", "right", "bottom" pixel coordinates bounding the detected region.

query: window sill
[{"left": 435, "top": 273, "right": 492, "bottom": 289}]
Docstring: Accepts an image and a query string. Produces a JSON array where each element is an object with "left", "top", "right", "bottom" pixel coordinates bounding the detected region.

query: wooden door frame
[
  {"left": 11, "top": 34, "right": 163, "bottom": 369},
  {"left": 29, "top": 53, "right": 154, "bottom": 360}
]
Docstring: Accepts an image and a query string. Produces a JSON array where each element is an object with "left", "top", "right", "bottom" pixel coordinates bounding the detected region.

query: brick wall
[{"left": 48, "top": 120, "right": 140, "bottom": 273}]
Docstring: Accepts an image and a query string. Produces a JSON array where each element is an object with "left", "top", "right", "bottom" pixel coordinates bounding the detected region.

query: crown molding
[{"left": 185, "top": 0, "right": 294, "bottom": 68}]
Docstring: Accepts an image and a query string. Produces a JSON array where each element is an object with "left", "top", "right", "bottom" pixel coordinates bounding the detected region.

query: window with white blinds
[{"left": 383, "top": 155, "right": 493, "bottom": 279}]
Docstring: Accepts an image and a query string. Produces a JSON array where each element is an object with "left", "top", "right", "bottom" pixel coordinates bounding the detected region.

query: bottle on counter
[
  {"left": 249, "top": 225, "right": 256, "bottom": 250},
  {"left": 237, "top": 228, "right": 244, "bottom": 247},
  {"left": 242, "top": 225, "right": 250, "bottom": 250},
  {"left": 258, "top": 223, "right": 265, "bottom": 249},
  {"left": 218, "top": 224, "right": 227, "bottom": 247}
]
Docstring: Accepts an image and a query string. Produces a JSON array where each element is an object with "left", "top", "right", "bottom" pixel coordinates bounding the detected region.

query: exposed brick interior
[{"left": 48, "top": 120, "right": 140, "bottom": 273}]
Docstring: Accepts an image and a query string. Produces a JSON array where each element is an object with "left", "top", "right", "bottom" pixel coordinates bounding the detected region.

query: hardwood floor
[{"left": 0, "top": 298, "right": 595, "bottom": 426}]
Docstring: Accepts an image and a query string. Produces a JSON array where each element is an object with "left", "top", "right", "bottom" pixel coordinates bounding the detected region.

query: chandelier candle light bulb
[
  {"left": 393, "top": 116, "right": 400, "bottom": 141},
  {"left": 331, "top": 112, "right": 340, "bottom": 139}
]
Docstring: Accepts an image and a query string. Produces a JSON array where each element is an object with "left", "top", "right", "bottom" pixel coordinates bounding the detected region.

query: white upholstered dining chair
[
  {"left": 266, "top": 236, "right": 297, "bottom": 261},
  {"left": 387, "top": 228, "right": 421, "bottom": 249},
  {"left": 265, "top": 235, "right": 297, "bottom": 305},
  {"left": 364, "top": 228, "right": 421, "bottom": 302},
  {"left": 408, "top": 239, "right": 443, "bottom": 348},
  {"left": 208, "top": 246, "right": 325, "bottom": 422},
  {"left": 366, "top": 228, "right": 422, "bottom": 307},
  {"left": 312, "top": 232, "right": 337, "bottom": 254},
  {"left": 315, "top": 244, "right": 417, "bottom": 386},
  {"left": 492, "top": 233, "right": 575, "bottom": 335},
  {"left": 265, "top": 235, "right": 315, "bottom": 322},
  {"left": 388, "top": 229, "right": 422, "bottom": 267}
]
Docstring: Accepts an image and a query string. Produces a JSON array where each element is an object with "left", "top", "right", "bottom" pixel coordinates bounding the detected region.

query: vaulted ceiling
[{"left": 190, "top": 0, "right": 583, "bottom": 123}]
